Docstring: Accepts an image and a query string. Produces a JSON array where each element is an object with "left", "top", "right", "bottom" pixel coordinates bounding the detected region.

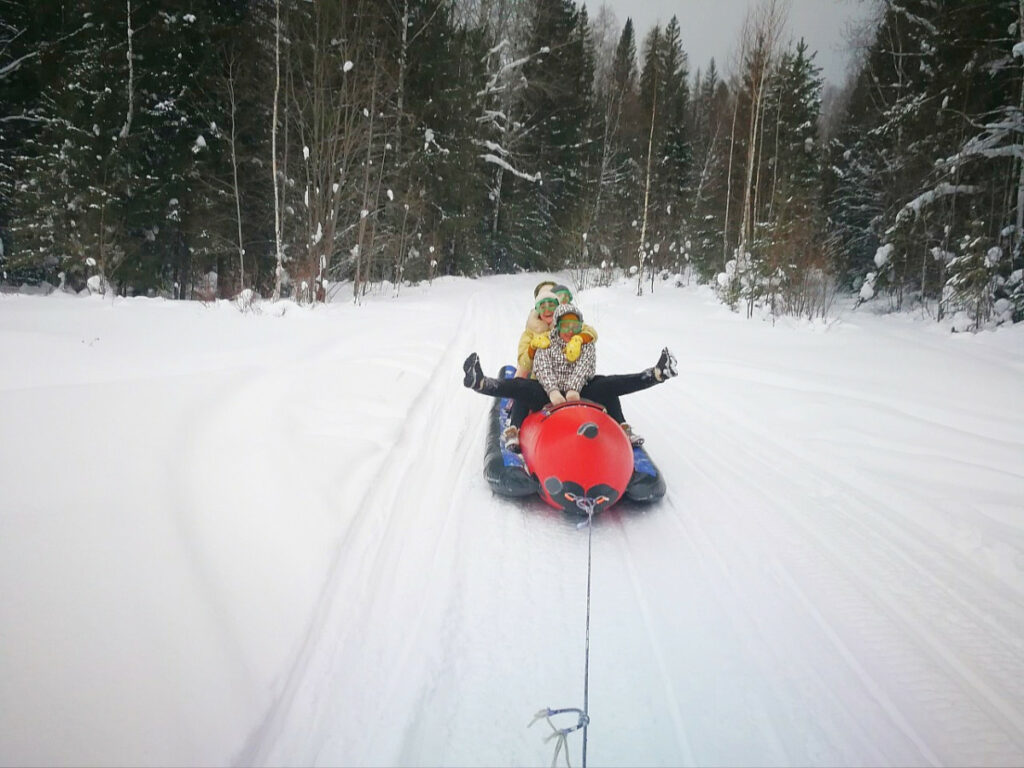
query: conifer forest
[{"left": 2, "top": 0, "right": 1022, "bottom": 329}]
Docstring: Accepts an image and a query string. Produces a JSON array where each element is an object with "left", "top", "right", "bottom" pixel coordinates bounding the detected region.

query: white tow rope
[{"left": 531, "top": 500, "right": 596, "bottom": 767}]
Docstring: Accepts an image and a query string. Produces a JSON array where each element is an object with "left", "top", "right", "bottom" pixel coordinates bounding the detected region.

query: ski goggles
[
  {"left": 557, "top": 318, "right": 583, "bottom": 334},
  {"left": 536, "top": 298, "right": 558, "bottom": 311},
  {"left": 555, "top": 288, "right": 573, "bottom": 303}
]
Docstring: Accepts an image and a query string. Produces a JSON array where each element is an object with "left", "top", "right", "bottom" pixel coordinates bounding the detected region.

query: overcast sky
[{"left": 597, "top": 0, "right": 877, "bottom": 86}]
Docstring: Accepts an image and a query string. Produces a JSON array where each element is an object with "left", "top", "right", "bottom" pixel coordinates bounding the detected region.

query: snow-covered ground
[{"left": 2, "top": 274, "right": 1023, "bottom": 767}]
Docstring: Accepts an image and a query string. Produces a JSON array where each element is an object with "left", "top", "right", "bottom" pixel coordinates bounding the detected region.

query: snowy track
[{"left": 2, "top": 276, "right": 1023, "bottom": 766}]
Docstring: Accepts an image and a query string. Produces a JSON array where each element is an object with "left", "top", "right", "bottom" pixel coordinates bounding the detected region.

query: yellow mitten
[
  {"left": 564, "top": 334, "right": 583, "bottom": 362},
  {"left": 530, "top": 333, "right": 550, "bottom": 350}
]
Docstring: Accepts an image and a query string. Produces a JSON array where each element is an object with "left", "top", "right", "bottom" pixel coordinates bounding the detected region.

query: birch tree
[
  {"left": 636, "top": 36, "right": 658, "bottom": 296},
  {"left": 271, "top": 0, "right": 284, "bottom": 300},
  {"left": 474, "top": 1, "right": 540, "bottom": 270},
  {"left": 118, "top": 0, "right": 134, "bottom": 141},
  {"left": 226, "top": 48, "right": 246, "bottom": 292},
  {"left": 282, "top": 1, "right": 375, "bottom": 303},
  {"left": 716, "top": 0, "right": 786, "bottom": 313}
]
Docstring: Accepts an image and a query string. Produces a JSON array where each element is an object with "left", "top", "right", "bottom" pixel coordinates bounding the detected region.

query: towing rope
[
  {"left": 531, "top": 500, "right": 596, "bottom": 767},
  {"left": 528, "top": 706, "right": 589, "bottom": 768}
]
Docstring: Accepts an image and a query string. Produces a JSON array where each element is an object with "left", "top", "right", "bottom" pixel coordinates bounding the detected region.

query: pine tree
[
  {"left": 602, "top": 17, "right": 641, "bottom": 272},
  {"left": 651, "top": 16, "right": 691, "bottom": 282},
  {"left": 399, "top": 1, "right": 490, "bottom": 278},
  {"left": 946, "top": 215, "right": 1004, "bottom": 330},
  {"left": 189, "top": 1, "right": 274, "bottom": 296},
  {"left": 0, "top": 0, "right": 66, "bottom": 282},
  {"left": 688, "top": 58, "right": 730, "bottom": 280},
  {"left": 932, "top": 0, "right": 1023, "bottom": 323},
  {"left": 7, "top": 3, "right": 130, "bottom": 290},
  {"left": 761, "top": 39, "right": 825, "bottom": 315},
  {"left": 473, "top": 0, "right": 537, "bottom": 273},
  {"left": 119, "top": 1, "right": 230, "bottom": 297},
  {"left": 828, "top": 0, "right": 1023, "bottom": 326},
  {"left": 716, "top": 1, "right": 787, "bottom": 313},
  {"left": 511, "top": 0, "right": 596, "bottom": 269}
]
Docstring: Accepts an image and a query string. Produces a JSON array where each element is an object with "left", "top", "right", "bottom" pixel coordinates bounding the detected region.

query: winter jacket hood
[
  {"left": 524, "top": 309, "right": 550, "bottom": 335},
  {"left": 535, "top": 287, "right": 560, "bottom": 308},
  {"left": 549, "top": 302, "right": 584, "bottom": 338}
]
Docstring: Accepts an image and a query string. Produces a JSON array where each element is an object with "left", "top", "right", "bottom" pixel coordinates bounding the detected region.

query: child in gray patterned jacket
[{"left": 532, "top": 303, "right": 596, "bottom": 404}]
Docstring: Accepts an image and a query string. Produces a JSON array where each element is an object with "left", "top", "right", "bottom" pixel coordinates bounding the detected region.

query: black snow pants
[{"left": 482, "top": 370, "right": 659, "bottom": 428}]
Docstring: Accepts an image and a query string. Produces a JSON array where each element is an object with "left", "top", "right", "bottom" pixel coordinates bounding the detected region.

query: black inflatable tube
[
  {"left": 480, "top": 366, "right": 665, "bottom": 502},
  {"left": 483, "top": 394, "right": 538, "bottom": 497},
  {"left": 624, "top": 467, "right": 666, "bottom": 503}
]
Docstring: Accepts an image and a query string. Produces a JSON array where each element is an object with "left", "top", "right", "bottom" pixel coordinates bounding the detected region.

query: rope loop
[{"left": 529, "top": 708, "right": 590, "bottom": 768}]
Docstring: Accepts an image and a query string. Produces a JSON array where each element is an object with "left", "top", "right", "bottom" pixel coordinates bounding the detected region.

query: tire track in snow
[
  {"left": 237, "top": 288, "right": 572, "bottom": 765},
  {"left": 653, "top": 417, "right": 950, "bottom": 764},
  {"left": 234, "top": 294, "right": 487, "bottom": 765},
  {"left": 385, "top": 293, "right": 609, "bottom": 766},
  {"left": 323, "top": 286, "right": 615, "bottom": 766},
  {"left": 688, "top": 385, "right": 1024, "bottom": 701},
  {"left": 606, "top": 509, "right": 699, "bottom": 765},
  {"left": 627, "top": 427, "right": 898, "bottom": 765},
  {"left": 653, "top": 403, "right": 942, "bottom": 762},
  {"left": 642, "top": 379, "right": 1024, "bottom": 765},
  {"left": 679, "top": 369, "right": 1024, "bottom": 622},
  {"left": 686, "top": 361, "right": 1024, "bottom": 458},
  {"left": 752, "top": 443, "right": 1017, "bottom": 761}
]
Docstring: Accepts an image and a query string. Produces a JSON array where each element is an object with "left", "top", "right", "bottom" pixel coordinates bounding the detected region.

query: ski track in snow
[
  {"left": 221, "top": 296, "right": 477, "bottom": 761},
  {"left": 2, "top": 277, "right": 1024, "bottom": 767},
  {"left": 631, "top": 363, "right": 1024, "bottom": 765},
  {"left": 237, "top": 282, "right": 1024, "bottom": 767}
]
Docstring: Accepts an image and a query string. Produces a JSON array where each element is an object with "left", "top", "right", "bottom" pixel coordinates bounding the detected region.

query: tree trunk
[
  {"left": 1015, "top": 0, "right": 1024, "bottom": 266},
  {"left": 740, "top": 69, "right": 764, "bottom": 255},
  {"left": 272, "top": 0, "right": 284, "bottom": 300},
  {"left": 228, "top": 56, "right": 245, "bottom": 294},
  {"left": 637, "top": 78, "right": 657, "bottom": 296},
  {"left": 395, "top": 201, "right": 410, "bottom": 297},
  {"left": 395, "top": 0, "right": 408, "bottom": 158},
  {"left": 490, "top": 165, "right": 504, "bottom": 236},
  {"left": 354, "top": 61, "right": 379, "bottom": 303},
  {"left": 119, "top": 0, "right": 134, "bottom": 140},
  {"left": 691, "top": 117, "right": 722, "bottom": 222},
  {"left": 724, "top": 91, "right": 739, "bottom": 271}
]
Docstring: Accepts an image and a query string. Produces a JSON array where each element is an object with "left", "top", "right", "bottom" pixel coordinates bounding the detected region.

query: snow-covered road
[{"left": 2, "top": 275, "right": 1023, "bottom": 766}]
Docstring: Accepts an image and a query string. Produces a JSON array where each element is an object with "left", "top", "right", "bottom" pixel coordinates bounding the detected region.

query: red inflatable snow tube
[{"left": 519, "top": 400, "right": 634, "bottom": 515}]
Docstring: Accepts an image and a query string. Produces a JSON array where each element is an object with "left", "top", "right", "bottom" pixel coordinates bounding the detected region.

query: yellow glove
[
  {"left": 564, "top": 334, "right": 583, "bottom": 362},
  {"left": 530, "top": 333, "right": 550, "bottom": 350}
]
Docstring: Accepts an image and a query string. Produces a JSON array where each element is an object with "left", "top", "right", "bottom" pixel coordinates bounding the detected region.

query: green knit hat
[{"left": 551, "top": 284, "right": 573, "bottom": 302}]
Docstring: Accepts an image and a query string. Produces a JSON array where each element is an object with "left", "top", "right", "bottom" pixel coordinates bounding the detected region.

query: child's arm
[
  {"left": 516, "top": 329, "right": 534, "bottom": 371},
  {"left": 566, "top": 342, "right": 596, "bottom": 395}
]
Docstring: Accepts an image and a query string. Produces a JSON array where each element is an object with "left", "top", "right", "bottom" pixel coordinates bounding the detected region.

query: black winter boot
[
  {"left": 620, "top": 422, "right": 645, "bottom": 447},
  {"left": 653, "top": 347, "right": 678, "bottom": 382},
  {"left": 462, "top": 353, "right": 485, "bottom": 390}
]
